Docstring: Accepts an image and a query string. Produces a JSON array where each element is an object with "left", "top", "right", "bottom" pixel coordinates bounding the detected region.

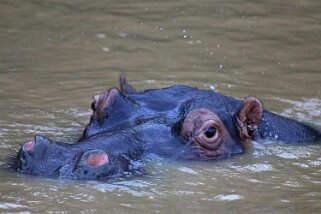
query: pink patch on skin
[
  {"left": 85, "top": 152, "right": 109, "bottom": 166},
  {"left": 23, "top": 141, "right": 35, "bottom": 152}
]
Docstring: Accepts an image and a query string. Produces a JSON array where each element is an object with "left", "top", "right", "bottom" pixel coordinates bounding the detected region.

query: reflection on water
[{"left": 0, "top": 0, "right": 321, "bottom": 213}]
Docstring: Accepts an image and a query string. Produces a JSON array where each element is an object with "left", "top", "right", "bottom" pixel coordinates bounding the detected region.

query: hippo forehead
[
  {"left": 127, "top": 85, "right": 240, "bottom": 113},
  {"left": 84, "top": 85, "right": 242, "bottom": 138}
]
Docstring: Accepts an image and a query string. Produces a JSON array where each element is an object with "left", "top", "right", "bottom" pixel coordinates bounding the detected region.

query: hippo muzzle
[{"left": 16, "top": 131, "right": 145, "bottom": 179}]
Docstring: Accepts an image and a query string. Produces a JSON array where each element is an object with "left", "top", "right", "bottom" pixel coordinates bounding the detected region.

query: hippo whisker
[{"left": 4, "top": 144, "right": 22, "bottom": 169}]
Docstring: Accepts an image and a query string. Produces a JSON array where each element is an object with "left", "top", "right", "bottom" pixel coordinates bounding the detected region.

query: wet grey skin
[
  {"left": 17, "top": 132, "right": 144, "bottom": 179},
  {"left": 15, "top": 75, "right": 321, "bottom": 180}
]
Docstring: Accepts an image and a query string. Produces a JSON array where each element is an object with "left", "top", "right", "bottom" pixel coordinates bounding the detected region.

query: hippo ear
[
  {"left": 119, "top": 73, "right": 137, "bottom": 93},
  {"left": 92, "top": 92, "right": 109, "bottom": 118},
  {"left": 236, "top": 97, "right": 263, "bottom": 140},
  {"left": 79, "top": 150, "right": 109, "bottom": 167},
  {"left": 91, "top": 88, "right": 119, "bottom": 119}
]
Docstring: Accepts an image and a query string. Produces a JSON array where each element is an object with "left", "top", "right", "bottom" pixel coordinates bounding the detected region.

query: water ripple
[{"left": 0, "top": 202, "right": 25, "bottom": 209}]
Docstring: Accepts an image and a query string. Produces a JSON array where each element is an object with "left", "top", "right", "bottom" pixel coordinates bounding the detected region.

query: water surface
[{"left": 0, "top": 0, "right": 321, "bottom": 213}]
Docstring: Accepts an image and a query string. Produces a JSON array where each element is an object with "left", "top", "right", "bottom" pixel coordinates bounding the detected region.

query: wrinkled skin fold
[{"left": 14, "top": 74, "right": 321, "bottom": 179}]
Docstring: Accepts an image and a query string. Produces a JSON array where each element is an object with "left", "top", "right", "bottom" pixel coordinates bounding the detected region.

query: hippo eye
[
  {"left": 181, "top": 109, "right": 227, "bottom": 157},
  {"left": 204, "top": 127, "right": 216, "bottom": 138}
]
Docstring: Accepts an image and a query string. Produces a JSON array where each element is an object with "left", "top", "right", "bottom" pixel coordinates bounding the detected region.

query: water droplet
[
  {"left": 102, "top": 47, "right": 110, "bottom": 52},
  {"left": 118, "top": 32, "right": 127, "bottom": 38},
  {"left": 210, "top": 85, "right": 216, "bottom": 91},
  {"left": 97, "top": 33, "right": 106, "bottom": 39}
]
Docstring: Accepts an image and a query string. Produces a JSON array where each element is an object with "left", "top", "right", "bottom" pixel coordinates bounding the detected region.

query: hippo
[{"left": 13, "top": 75, "right": 320, "bottom": 179}]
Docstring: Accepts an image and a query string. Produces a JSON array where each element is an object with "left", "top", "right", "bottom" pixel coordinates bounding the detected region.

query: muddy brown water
[{"left": 1, "top": 0, "right": 321, "bottom": 213}]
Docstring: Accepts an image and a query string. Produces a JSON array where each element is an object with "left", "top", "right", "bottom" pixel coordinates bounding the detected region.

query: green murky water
[{"left": 0, "top": 0, "right": 320, "bottom": 213}]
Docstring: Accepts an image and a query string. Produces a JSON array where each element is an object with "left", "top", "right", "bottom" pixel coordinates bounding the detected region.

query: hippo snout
[
  {"left": 16, "top": 133, "right": 139, "bottom": 179},
  {"left": 17, "top": 136, "right": 51, "bottom": 174}
]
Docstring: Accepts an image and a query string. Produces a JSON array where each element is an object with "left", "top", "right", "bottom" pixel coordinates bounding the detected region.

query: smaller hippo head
[{"left": 16, "top": 132, "right": 144, "bottom": 179}]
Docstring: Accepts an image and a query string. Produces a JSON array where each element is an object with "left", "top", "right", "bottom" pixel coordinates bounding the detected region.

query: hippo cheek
[
  {"left": 72, "top": 164, "right": 113, "bottom": 180},
  {"left": 186, "top": 142, "right": 225, "bottom": 160}
]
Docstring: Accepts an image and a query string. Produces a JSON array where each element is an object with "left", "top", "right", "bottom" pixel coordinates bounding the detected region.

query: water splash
[
  {"left": 178, "top": 167, "right": 198, "bottom": 175},
  {"left": 213, "top": 194, "right": 244, "bottom": 201}
]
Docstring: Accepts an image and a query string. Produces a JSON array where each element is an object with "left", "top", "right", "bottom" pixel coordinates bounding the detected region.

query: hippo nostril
[{"left": 23, "top": 141, "right": 35, "bottom": 152}]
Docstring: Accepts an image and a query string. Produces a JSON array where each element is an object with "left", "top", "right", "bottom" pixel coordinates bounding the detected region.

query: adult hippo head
[{"left": 15, "top": 75, "right": 321, "bottom": 179}]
